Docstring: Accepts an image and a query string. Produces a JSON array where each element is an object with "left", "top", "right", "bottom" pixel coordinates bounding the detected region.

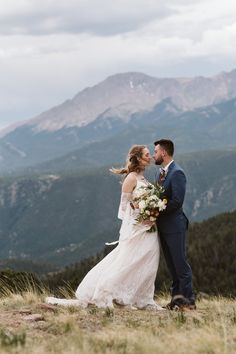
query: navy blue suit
[{"left": 156, "top": 161, "right": 194, "bottom": 300}]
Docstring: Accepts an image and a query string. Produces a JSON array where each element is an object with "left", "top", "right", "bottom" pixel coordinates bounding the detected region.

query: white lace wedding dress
[{"left": 46, "top": 179, "right": 162, "bottom": 309}]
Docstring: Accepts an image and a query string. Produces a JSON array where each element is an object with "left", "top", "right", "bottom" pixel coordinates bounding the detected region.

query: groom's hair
[{"left": 154, "top": 139, "right": 174, "bottom": 156}]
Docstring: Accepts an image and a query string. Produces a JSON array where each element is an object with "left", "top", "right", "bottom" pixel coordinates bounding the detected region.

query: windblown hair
[{"left": 110, "top": 145, "right": 147, "bottom": 177}]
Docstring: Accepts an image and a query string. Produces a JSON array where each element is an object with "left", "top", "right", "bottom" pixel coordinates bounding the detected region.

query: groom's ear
[{"left": 162, "top": 150, "right": 167, "bottom": 157}]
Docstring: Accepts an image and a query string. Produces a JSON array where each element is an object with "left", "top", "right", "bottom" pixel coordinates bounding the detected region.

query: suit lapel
[{"left": 165, "top": 161, "right": 175, "bottom": 177}]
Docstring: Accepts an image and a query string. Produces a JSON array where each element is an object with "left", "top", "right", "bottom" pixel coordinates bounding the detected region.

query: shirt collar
[{"left": 162, "top": 160, "right": 174, "bottom": 173}]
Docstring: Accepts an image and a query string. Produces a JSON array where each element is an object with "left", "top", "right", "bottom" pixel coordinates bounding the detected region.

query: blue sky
[{"left": 1, "top": 0, "right": 236, "bottom": 130}]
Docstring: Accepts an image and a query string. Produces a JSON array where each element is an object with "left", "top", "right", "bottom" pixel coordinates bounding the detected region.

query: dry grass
[{"left": 0, "top": 290, "right": 235, "bottom": 354}]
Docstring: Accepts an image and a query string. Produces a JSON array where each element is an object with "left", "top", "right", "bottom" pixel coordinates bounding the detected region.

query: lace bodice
[
  {"left": 118, "top": 178, "right": 148, "bottom": 220},
  {"left": 132, "top": 178, "right": 148, "bottom": 195}
]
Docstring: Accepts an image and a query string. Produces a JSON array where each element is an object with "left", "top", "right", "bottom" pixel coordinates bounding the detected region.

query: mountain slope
[
  {"left": 23, "top": 97, "right": 236, "bottom": 176},
  {"left": 0, "top": 149, "right": 236, "bottom": 266}
]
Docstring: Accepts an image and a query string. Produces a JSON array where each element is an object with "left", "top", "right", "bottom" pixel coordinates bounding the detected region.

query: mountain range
[
  {"left": 1, "top": 69, "right": 236, "bottom": 173},
  {"left": 23, "top": 96, "right": 236, "bottom": 176}
]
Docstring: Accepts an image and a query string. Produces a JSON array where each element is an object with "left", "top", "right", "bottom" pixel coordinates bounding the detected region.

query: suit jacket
[{"left": 156, "top": 161, "right": 189, "bottom": 234}]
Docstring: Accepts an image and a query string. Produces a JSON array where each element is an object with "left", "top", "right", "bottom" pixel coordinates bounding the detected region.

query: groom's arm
[{"left": 162, "top": 170, "right": 186, "bottom": 214}]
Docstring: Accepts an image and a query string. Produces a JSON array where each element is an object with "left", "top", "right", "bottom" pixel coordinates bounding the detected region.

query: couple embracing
[{"left": 47, "top": 139, "right": 196, "bottom": 310}]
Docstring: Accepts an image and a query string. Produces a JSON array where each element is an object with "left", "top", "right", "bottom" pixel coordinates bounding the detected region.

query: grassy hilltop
[{"left": 0, "top": 290, "right": 235, "bottom": 354}]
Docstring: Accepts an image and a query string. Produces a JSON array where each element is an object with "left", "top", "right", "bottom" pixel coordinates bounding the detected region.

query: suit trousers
[{"left": 159, "top": 229, "right": 193, "bottom": 299}]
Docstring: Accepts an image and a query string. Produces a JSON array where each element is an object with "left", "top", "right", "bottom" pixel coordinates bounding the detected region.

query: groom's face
[{"left": 153, "top": 144, "right": 164, "bottom": 165}]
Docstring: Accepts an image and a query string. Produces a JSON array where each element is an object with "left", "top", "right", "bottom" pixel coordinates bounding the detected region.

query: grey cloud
[
  {"left": 1, "top": 0, "right": 235, "bottom": 129},
  {"left": 0, "top": 1, "right": 175, "bottom": 36}
]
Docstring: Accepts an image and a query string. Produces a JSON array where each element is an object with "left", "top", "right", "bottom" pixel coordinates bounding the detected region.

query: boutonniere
[
  {"left": 159, "top": 168, "right": 167, "bottom": 182},
  {"left": 160, "top": 168, "right": 167, "bottom": 176}
]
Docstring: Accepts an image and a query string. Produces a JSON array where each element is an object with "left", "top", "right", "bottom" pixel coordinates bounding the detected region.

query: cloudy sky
[{"left": 0, "top": 0, "right": 236, "bottom": 130}]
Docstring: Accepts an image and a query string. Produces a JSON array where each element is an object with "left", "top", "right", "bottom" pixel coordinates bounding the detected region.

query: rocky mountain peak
[{"left": 2, "top": 69, "right": 236, "bottom": 136}]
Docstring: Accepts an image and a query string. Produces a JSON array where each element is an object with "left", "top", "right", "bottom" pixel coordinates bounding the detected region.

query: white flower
[
  {"left": 149, "top": 201, "right": 157, "bottom": 208},
  {"left": 157, "top": 200, "right": 167, "bottom": 211},
  {"left": 145, "top": 210, "right": 151, "bottom": 215},
  {"left": 150, "top": 195, "right": 158, "bottom": 201},
  {"left": 134, "top": 187, "right": 150, "bottom": 198},
  {"left": 150, "top": 216, "right": 156, "bottom": 221},
  {"left": 139, "top": 200, "right": 146, "bottom": 209}
]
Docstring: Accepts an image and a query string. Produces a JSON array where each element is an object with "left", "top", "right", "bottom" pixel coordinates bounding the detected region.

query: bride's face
[{"left": 140, "top": 148, "right": 151, "bottom": 167}]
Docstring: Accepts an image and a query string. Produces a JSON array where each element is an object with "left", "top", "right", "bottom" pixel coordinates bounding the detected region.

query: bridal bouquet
[{"left": 132, "top": 182, "right": 167, "bottom": 232}]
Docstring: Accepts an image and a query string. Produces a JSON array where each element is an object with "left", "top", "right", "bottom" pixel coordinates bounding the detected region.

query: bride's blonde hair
[{"left": 110, "top": 145, "right": 147, "bottom": 177}]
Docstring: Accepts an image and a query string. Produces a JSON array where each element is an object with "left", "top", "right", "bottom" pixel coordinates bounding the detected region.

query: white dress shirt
[{"left": 162, "top": 160, "right": 174, "bottom": 173}]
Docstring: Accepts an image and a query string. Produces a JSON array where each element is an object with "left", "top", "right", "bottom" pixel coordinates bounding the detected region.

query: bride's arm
[
  {"left": 118, "top": 173, "right": 137, "bottom": 220},
  {"left": 122, "top": 172, "right": 137, "bottom": 193}
]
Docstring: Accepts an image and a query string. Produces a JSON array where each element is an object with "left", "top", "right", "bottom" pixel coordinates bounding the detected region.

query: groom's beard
[{"left": 155, "top": 157, "right": 164, "bottom": 165}]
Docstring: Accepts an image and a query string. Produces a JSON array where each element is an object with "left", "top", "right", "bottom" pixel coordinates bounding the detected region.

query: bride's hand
[
  {"left": 142, "top": 220, "right": 155, "bottom": 226},
  {"left": 130, "top": 202, "right": 139, "bottom": 209}
]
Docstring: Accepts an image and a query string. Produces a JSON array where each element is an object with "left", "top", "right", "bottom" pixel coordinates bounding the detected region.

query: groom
[{"left": 153, "top": 139, "right": 196, "bottom": 310}]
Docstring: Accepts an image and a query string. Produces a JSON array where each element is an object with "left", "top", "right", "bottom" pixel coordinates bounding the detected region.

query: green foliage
[
  {"left": 104, "top": 307, "right": 114, "bottom": 318},
  {"left": 0, "top": 329, "right": 26, "bottom": 348},
  {"left": 231, "top": 308, "right": 236, "bottom": 324},
  {"left": 187, "top": 211, "right": 236, "bottom": 296},
  {"left": 175, "top": 311, "right": 187, "bottom": 326},
  {"left": 0, "top": 258, "right": 58, "bottom": 275},
  {"left": 0, "top": 269, "right": 43, "bottom": 297}
]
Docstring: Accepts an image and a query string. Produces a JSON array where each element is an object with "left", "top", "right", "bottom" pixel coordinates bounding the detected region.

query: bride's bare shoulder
[
  {"left": 125, "top": 172, "right": 139, "bottom": 183},
  {"left": 122, "top": 172, "right": 137, "bottom": 192}
]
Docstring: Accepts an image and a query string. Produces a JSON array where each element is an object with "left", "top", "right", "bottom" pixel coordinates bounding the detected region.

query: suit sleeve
[{"left": 162, "top": 170, "right": 186, "bottom": 214}]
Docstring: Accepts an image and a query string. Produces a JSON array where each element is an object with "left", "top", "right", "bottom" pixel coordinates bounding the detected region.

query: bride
[{"left": 46, "top": 145, "right": 162, "bottom": 310}]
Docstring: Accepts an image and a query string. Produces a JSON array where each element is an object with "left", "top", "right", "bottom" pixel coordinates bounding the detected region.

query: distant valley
[{"left": 0, "top": 149, "right": 235, "bottom": 267}]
